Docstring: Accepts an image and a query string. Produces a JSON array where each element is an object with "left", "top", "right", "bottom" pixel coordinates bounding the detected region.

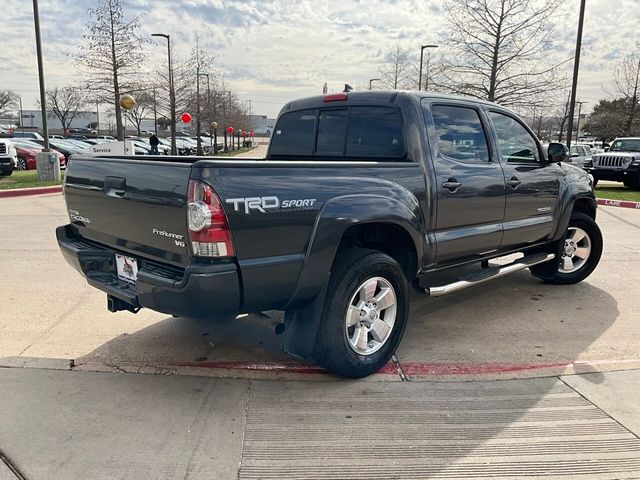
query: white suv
[{"left": 0, "top": 139, "right": 18, "bottom": 176}]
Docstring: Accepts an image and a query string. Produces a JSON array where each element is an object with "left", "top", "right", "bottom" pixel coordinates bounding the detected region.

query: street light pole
[
  {"left": 152, "top": 33, "right": 176, "bottom": 155},
  {"left": 18, "top": 96, "right": 24, "bottom": 135},
  {"left": 32, "top": 0, "right": 49, "bottom": 151},
  {"left": 198, "top": 73, "right": 210, "bottom": 151},
  {"left": 418, "top": 44, "right": 438, "bottom": 91},
  {"left": 369, "top": 78, "right": 381, "bottom": 90},
  {"left": 566, "top": 0, "right": 586, "bottom": 150},
  {"left": 576, "top": 101, "right": 587, "bottom": 139}
]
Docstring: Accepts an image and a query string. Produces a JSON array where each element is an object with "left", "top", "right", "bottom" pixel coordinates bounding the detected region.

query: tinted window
[
  {"left": 346, "top": 107, "right": 404, "bottom": 158},
  {"left": 610, "top": 139, "right": 640, "bottom": 152},
  {"left": 270, "top": 109, "right": 317, "bottom": 156},
  {"left": 431, "top": 105, "right": 490, "bottom": 162},
  {"left": 489, "top": 112, "right": 540, "bottom": 163},
  {"left": 316, "top": 109, "right": 348, "bottom": 155}
]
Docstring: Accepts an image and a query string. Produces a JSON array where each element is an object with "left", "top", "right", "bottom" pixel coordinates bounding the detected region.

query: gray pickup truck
[
  {"left": 589, "top": 137, "right": 640, "bottom": 189},
  {"left": 57, "top": 91, "right": 602, "bottom": 377}
]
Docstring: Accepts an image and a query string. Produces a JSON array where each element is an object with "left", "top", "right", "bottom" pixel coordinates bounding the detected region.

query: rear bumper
[{"left": 56, "top": 225, "right": 240, "bottom": 318}]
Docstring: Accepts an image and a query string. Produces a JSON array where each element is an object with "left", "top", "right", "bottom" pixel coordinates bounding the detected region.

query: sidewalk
[{"left": 1, "top": 367, "right": 639, "bottom": 479}]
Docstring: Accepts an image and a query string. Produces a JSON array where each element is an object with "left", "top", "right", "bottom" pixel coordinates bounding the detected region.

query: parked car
[
  {"left": 10, "top": 139, "right": 66, "bottom": 170},
  {"left": 589, "top": 137, "right": 640, "bottom": 189},
  {"left": 12, "top": 131, "right": 45, "bottom": 141},
  {"left": 569, "top": 144, "right": 592, "bottom": 169},
  {"left": 96, "top": 135, "right": 116, "bottom": 141},
  {"left": 57, "top": 91, "right": 601, "bottom": 378},
  {"left": 0, "top": 138, "right": 18, "bottom": 176},
  {"left": 68, "top": 128, "right": 96, "bottom": 135}
]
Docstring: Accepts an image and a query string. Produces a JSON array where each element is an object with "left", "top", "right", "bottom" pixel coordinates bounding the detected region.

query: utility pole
[
  {"left": 96, "top": 99, "right": 100, "bottom": 136},
  {"left": 18, "top": 96, "right": 24, "bottom": 135},
  {"left": 153, "top": 86, "right": 157, "bottom": 134},
  {"left": 566, "top": 0, "right": 586, "bottom": 150}
]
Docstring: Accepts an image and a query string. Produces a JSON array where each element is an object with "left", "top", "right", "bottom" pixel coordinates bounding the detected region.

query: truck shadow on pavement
[{"left": 74, "top": 269, "right": 619, "bottom": 382}]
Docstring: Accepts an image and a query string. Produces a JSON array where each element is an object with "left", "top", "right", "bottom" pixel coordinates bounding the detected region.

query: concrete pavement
[
  {"left": 1, "top": 367, "right": 639, "bottom": 479},
  {"left": 1, "top": 194, "right": 639, "bottom": 380}
]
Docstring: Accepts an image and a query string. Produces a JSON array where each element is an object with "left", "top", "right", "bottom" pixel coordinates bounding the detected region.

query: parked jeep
[{"left": 590, "top": 137, "right": 640, "bottom": 188}]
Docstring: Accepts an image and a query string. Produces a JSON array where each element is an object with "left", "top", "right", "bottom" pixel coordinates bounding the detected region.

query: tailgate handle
[{"left": 104, "top": 176, "right": 126, "bottom": 197}]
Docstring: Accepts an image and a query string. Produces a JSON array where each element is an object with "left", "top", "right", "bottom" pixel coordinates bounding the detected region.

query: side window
[
  {"left": 346, "top": 107, "right": 404, "bottom": 158},
  {"left": 269, "top": 109, "right": 317, "bottom": 156},
  {"left": 431, "top": 105, "right": 490, "bottom": 162},
  {"left": 489, "top": 111, "right": 540, "bottom": 164},
  {"left": 316, "top": 109, "right": 348, "bottom": 155}
]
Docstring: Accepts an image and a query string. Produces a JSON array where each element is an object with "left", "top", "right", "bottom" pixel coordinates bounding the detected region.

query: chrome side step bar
[{"left": 426, "top": 253, "right": 555, "bottom": 297}]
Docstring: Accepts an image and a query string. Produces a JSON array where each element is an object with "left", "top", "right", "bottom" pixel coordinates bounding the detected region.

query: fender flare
[{"left": 285, "top": 194, "right": 424, "bottom": 310}]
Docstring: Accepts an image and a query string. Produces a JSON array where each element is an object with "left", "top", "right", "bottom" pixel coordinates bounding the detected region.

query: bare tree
[
  {"left": 379, "top": 46, "right": 413, "bottom": 90},
  {"left": 441, "top": 0, "right": 564, "bottom": 107},
  {"left": 612, "top": 50, "right": 640, "bottom": 136},
  {"left": 44, "top": 87, "right": 85, "bottom": 133},
  {"left": 0, "top": 90, "right": 19, "bottom": 116},
  {"left": 76, "top": 0, "right": 147, "bottom": 140}
]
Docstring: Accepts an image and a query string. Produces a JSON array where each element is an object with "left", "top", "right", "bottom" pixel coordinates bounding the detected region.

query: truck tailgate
[{"left": 63, "top": 156, "right": 192, "bottom": 267}]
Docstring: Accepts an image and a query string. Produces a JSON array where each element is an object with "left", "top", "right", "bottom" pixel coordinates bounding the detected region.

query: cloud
[{"left": 3, "top": 0, "right": 640, "bottom": 117}]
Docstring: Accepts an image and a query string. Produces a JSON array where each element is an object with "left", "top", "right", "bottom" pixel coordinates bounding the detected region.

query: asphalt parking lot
[{"left": 2, "top": 193, "right": 640, "bottom": 479}]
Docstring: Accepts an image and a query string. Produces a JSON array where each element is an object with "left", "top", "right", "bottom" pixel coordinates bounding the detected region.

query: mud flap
[{"left": 281, "top": 282, "right": 329, "bottom": 361}]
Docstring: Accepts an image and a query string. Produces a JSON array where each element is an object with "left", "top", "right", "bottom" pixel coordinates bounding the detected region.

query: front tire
[
  {"left": 530, "top": 212, "right": 602, "bottom": 285},
  {"left": 313, "top": 249, "right": 409, "bottom": 378},
  {"left": 16, "top": 157, "right": 28, "bottom": 170}
]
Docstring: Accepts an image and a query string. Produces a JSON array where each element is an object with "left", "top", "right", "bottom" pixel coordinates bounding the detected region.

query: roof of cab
[{"left": 280, "top": 90, "right": 502, "bottom": 113}]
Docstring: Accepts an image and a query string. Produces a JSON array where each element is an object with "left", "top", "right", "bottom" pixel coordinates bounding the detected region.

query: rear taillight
[{"left": 187, "top": 180, "right": 235, "bottom": 257}]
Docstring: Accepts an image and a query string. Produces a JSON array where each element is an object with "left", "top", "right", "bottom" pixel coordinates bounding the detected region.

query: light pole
[
  {"left": 418, "top": 44, "right": 438, "bottom": 91},
  {"left": 576, "top": 101, "right": 587, "bottom": 139},
  {"left": 369, "top": 78, "right": 381, "bottom": 90},
  {"left": 198, "top": 73, "right": 210, "bottom": 152},
  {"left": 151, "top": 33, "right": 176, "bottom": 155},
  {"left": 566, "top": 0, "right": 586, "bottom": 150},
  {"left": 18, "top": 96, "right": 24, "bottom": 135},
  {"left": 32, "top": 0, "right": 50, "bottom": 151}
]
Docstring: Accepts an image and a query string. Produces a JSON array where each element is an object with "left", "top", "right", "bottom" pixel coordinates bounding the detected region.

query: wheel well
[
  {"left": 573, "top": 198, "right": 596, "bottom": 219},
  {"left": 335, "top": 223, "right": 418, "bottom": 279}
]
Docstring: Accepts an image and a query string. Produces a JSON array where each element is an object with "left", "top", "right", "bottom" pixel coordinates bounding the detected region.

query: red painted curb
[
  {"left": 399, "top": 361, "right": 569, "bottom": 376},
  {"left": 175, "top": 361, "right": 399, "bottom": 375},
  {"left": 0, "top": 185, "right": 62, "bottom": 198},
  {"left": 597, "top": 198, "right": 640, "bottom": 209}
]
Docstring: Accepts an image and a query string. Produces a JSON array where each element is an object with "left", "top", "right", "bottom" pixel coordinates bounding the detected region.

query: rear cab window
[{"left": 269, "top": 106, "right": 406, "bottom": 161}]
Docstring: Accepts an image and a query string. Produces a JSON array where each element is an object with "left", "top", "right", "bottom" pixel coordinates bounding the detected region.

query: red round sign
[
  {"left": 226, "top": 126, "right": 234, "bottom": 134},
  {"left": 249, "top": 131, "right": 255, "bottom": 137},
  {"left": 180, "top": 112, "right": 192, "bottom": 123},
  {"left": 242, "top": 131, "right": 247, "bottom": 137}
]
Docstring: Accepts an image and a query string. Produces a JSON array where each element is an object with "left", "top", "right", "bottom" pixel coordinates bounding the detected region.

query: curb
[
  {"left": 597, "top": 198, "right": 640, "bottom": 209},
  {"left": 0, "top": 185, "right": 62, "bottom": 198}
]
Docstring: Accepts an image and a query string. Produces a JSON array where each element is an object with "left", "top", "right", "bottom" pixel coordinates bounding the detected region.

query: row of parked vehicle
[{"left": 0, "top": 131, "right": 228, "bottom": 176}]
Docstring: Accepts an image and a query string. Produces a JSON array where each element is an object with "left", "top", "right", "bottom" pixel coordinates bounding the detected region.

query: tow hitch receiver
[{"left": 107, "top": 295, "right": 141, "bottom": 314}]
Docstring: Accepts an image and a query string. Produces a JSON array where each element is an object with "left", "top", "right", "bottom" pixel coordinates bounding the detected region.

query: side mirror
[
  {"left": 604, "top": 146, "right": 610, "bottom": 152},
  {"left": 547, "top": 142, "right": 568, "bottom": 163}
]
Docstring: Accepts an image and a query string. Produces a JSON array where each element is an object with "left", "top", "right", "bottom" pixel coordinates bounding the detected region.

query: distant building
[
  {"left": 248, "top": 114, "right": 276, "bottom": 135},
  {"left": 17, "top": 109, "right": 157, "bottom": 134}
]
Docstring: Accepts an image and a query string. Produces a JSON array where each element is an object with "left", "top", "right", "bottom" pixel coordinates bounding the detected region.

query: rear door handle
[
  {"left": 442, "top": 179, "right": 462, "bottom": 191},
  {"left": 507, "top": 177, "right": 521, "bottom": 189}
]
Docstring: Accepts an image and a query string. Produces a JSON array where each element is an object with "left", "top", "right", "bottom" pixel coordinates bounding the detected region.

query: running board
[{"left": 426, "top": 253, "right": 555, "bottom": 297}]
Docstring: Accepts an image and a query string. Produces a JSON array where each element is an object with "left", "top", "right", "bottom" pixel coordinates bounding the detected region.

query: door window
[
  {"left": 489, "top": 112, "right": 540, "bottom": 164},
  {"left": 431, "top": 105, "right": 490, "bottom": 162}
]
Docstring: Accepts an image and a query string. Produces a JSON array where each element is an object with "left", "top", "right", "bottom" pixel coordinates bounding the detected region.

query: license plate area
[{"left": 115, "top": 253, "right": 138, "bottom": 284}]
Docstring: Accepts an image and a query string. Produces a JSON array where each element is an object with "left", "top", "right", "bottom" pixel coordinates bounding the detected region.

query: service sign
[{"left": 85, "top": 140, "right": 135, "bottom": 156}]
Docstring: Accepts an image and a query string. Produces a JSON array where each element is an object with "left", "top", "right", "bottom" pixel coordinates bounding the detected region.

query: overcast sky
[{"left": 3, "top": 0, "right": 639, "bottom": 118}]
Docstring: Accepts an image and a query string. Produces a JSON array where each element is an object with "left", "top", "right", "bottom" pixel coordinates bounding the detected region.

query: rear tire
[
  {"left": 16, "top": 157, "right": 27, "bottom": 171},
  {"left": 530, "top": 212, "right": 602, "bottom": 285},
  {"left": 313, "top": 249, "right": 409, "bottom": 378}
]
